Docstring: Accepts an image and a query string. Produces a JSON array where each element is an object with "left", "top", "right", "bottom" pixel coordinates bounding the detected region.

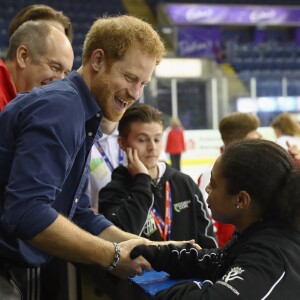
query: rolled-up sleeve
[
  {"left": 72, "top": 178, "right": 113, "bottom": 236},
  {"left": 2, "top": 89, "right": 85, "bottom": 240}
]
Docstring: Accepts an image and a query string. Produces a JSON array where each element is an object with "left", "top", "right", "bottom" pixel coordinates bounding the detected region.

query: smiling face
[
  {"left": 90, "top": 46, "right": 157, "bottom": 122},
  {"left": 119, "top": 121, "right": 163, "bottom": 171},
  {"left": 22, "top": 25, "right": 73, "bottom": 91},
  {"left": 205, "top": 156, "right": 239, "bottom": 225}
]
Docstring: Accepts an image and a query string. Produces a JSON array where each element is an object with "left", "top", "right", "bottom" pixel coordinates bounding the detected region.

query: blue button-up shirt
[{"left": 0, "top": 71, "right": 112, "bottom": 267}]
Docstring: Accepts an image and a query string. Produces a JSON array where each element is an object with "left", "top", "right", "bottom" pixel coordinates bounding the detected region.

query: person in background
[
  {"left": 271, "top": 112, "right": 300, "bottom": 149},
  {"left": 89, "top": 118, "right": 126, "bottom": 213},
  {"left": 131, "top": 139, "right": 300, "bottom": 299},
  {"left": 0, "top": 20, "right": 73, "bottom": 111},
  {"left": 0, "top": 4, "right": 73, "bottom": 111},
  {"left": 99, "top": 103, "right": 217, "bottom": 248},
  {"left": 165, "top": 117, "right": 185, "bottom": 171},
  {"left": 8, "top": 4, "right": 73, "bottom": 42},
  {"left": 287, "top": 143, "right": 300, "bottom": 165},
  {"left": 198, "top": 112, "right": 262, "bottom": 247},
  {"left": 0, "top": 15, "right": 165, "bottom": 300}
]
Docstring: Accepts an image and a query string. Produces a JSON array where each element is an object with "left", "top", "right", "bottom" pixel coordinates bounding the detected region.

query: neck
[
  {"left": 5, "top": 60, "right": 18, "bottom": 93},
  {"left": 149, "top": 165, "right": 159, "bottom": 182},
  {"left": 235, "top": 209, "right": 263, "bottom": 233},
  {"left": 100, "top": 118, "right": 118, "bottom": 135},
  {"left": 77, "top": 65, "right": 92, "bottom": 92}
]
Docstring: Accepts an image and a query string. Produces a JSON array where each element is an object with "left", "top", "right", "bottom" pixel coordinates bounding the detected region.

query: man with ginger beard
[{"left": 0, "top": 15, "right": 165, "bottom": 299}]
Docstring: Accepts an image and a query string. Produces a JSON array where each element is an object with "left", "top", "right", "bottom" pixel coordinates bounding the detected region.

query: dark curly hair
[{"left": 220, "top": 139, "right": 300, "bottom": 229}]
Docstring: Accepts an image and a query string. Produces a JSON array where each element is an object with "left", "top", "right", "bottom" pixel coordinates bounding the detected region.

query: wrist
[{"left": 106, "top": 242, "right": 121, "bottom": 272}]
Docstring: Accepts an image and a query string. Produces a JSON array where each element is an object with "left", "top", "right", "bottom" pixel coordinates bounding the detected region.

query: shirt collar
[{"left": 66, "top": 71, "right": 102, "bottom": 121}]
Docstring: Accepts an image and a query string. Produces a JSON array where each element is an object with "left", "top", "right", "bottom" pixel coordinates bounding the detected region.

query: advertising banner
[
  {"left": 166, "top": 4, "right": 300, "bottom": 25},
  {"left": 177, "top": 27, "right": 222, "bottom": 58}
]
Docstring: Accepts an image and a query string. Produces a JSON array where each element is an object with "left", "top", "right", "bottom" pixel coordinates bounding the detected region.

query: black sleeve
[
  {"left": 130, "top": 243, "right": 220, "bottom": 279},
  {"left": 153, "top": 241, "right": 288, "bottom": 300},
  {"left": 98, "top": 168, "right": 153, "bottom": 235}
]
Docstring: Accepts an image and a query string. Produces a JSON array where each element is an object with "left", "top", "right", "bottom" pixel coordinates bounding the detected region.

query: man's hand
[
  {"left": 110, "top": 238, "right": 152, "bottom": 279},
  {"left": 126, "top": 147, "right": 149, "bottom": 177},
  {"left": 287, "top": 141, "right": 300, "bottom": 160}
]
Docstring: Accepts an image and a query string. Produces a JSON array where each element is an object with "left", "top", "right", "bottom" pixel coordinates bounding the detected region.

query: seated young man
[{"left": 98, "top": 103, "right": 217, "bottom": 248}]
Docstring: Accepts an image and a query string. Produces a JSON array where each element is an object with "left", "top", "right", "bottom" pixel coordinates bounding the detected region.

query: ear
[
  {"left": 16, "top": 45, "right": 29, "bottom": 69},
  {"left": 118, "top": 136, "right": 127, "bottom": 151},
  {"left": 236, "top": 190, "right": 251, "bottom": 209},
  {"left": 90, "top": 49, "right": 105, "bottom": 72}
]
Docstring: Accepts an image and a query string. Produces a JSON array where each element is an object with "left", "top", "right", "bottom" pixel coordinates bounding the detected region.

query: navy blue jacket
[{"left": 0, "top": 71, "right": 112, "bottom": 267}]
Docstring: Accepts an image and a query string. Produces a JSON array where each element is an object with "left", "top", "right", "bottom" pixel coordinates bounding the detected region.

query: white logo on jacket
[
  {"left": 222, "top": 267, "right": 245, "bottom": 283},
  {"left": 215, "top": 267, "right": 244, "bottom": 296}
]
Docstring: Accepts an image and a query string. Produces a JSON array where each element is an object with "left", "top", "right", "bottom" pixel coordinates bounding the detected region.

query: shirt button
[
  {"left": 96, "top": 113, "right": 100, "bottom": 118},
  {"left": 75, "top": 198, "right": 79, "bottom": 203},
  {"left": 88, "top": 132, "right": 93, "bottom": 137}
]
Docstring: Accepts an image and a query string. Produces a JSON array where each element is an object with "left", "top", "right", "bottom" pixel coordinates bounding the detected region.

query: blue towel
[{"left": 129, "top": 270, "right": 200, "bottom": 298}]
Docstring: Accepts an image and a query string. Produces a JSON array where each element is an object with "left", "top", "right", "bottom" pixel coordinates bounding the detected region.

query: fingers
[
  {"left": 131, "top": 148, "right": 139, "bottom": 161},
  {"left": 130, "top": 246, "right": 142, "bottom": 259},
  {"left": 153, "top": 239, "right": 199, "bottom": 247},
  {"left": 287, "top": 144, "right": 300, "bottom": 160},
  {"left": 111, "top": 248, "right": 150, "bottom": 279},
  {"left": 129, "top": 237, "right": 151, "bottom": 256},
  {"left": 191, "top": 242, "right": 202, "bottom": 250},
  {"left": 126, "top": 147, "right": 138, "bottom": 162},
  {"left": 123, "top": 238, "right": 151, "bottom": 259},
  {"left": 133, "top": 257, "right": 152, "bottom": 276},
  {"left": 136, "top": 255, "right": 152, "bottom": 271},
  {"left": 127, "top": 256, "right": 152, "bottom": 278},
  {"left": 126, "top": 148, "right": 149, "bottom": 176},
  {"left": 138, "top": 258, "right": 152, "bottom": 274},
  {"left": 128, "top": 267, "right": 147, "bottom": 278},
  {"left": 141, "top": 259, "right": 152, "bottom": 272},
  {"left": 126, "top": 147, "right": 133, "bottom": 162}
]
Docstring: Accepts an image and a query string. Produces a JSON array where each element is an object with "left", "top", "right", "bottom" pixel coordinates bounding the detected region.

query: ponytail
[{"left": 275, "top": 167, "right": 300, "bottom": 229}]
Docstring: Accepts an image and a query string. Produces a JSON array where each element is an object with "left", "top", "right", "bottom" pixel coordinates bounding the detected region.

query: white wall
[{"left": 163, "top": 127, "right": 276, "bottom": 182}]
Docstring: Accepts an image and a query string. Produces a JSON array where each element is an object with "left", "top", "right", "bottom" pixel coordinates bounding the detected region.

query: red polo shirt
[{"left": 0, "top": 59, "right": 16, "bottom": 111}]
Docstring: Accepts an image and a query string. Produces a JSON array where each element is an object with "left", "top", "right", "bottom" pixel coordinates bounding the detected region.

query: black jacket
[
  {"left": 99, "top": 163, "right": 217, "bottom": 248},
  {"left": 133, "top": 220, "right": 300, "bottom": 300}
]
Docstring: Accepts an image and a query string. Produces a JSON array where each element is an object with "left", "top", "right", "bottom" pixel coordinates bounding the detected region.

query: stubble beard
[{"left": 93, "top": 77, "right": 118, "bottom": 122}]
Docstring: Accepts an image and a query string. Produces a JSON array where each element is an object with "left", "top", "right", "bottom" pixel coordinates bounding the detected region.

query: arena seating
[
  {"left": 0, "top": 0, "right": 126, "bottom": 69},
  {"left": 1, "top": 0, "right": 300, "bottom": 96}
]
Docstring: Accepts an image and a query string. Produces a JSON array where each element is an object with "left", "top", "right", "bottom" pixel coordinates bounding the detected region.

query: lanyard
[
  {"left": 150, "top": 181, "right": 173, "bottom": 241},
  {"left": 95, "top": 140, "right": 124, "bottom": 171}
]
